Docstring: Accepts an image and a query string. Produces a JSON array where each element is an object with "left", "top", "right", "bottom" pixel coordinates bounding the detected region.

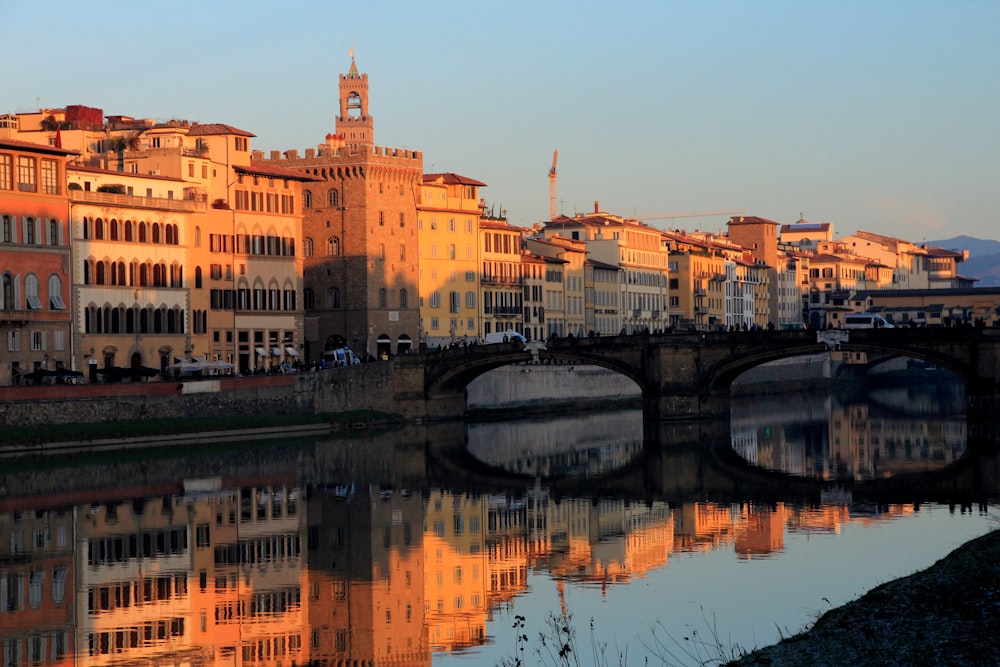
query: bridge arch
[{"left": 424, "top": 343, "right": 647, "bottom": 398}]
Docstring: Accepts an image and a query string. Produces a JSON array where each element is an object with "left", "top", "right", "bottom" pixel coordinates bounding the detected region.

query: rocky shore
[{"left": 733, "top": 528, "right": 1000, "bottom": 666}]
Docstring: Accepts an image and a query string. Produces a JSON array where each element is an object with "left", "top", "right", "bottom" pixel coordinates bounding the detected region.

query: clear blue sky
[{"left": 5, "top": 1, "right": 999, "bottom": 241}]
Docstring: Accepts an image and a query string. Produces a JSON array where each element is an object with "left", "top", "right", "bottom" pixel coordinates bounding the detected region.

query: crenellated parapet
[{"left": 259, "top": 141, "right": 423, "bottom": 182}]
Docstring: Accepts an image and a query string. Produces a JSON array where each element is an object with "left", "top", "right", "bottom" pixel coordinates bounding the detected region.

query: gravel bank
[{"left": 732, "top": 528, "right": 1000, "bottom": 666}]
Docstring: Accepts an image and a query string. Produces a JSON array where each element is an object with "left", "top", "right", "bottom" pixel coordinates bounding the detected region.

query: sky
[{"left": 4, "top": 1, "right": 999, "bottom": 242}]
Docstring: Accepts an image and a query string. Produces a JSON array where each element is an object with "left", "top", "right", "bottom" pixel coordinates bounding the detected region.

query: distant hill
[{"left": 929, "top": 235, "right": 1000, "bottom": 287}]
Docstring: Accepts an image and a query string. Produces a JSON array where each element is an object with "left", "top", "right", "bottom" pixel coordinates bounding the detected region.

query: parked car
[
  {"left": 323, "top": 347, "right": 361, "bottom": 367},
  {"left": 844, "top": 313, "right": 895, "bottom": 329},
  {"left": 483, "top": 330, "right": 527, "bottom": 344}
]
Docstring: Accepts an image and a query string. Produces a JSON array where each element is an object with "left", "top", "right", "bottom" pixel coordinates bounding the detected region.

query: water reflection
[
  {"left": 1, "top": 399, "right": 998, "bottom": 666},
  {"left": 731, "top": 378, "right": 967, "bottom": 481},
  {"left": 466, "top": 410, "right": 643, "bottom": 477}
]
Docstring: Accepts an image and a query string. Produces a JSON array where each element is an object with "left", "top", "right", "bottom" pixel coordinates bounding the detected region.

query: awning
[
  {"left": 285, "top": 347, "right": 299, "bottom": 357},
  {"left": 270, "top": 347, "right": 283, "bottom": 356},
  {"left": 255, "top": 347, "right": 268, "bottom": 357}
]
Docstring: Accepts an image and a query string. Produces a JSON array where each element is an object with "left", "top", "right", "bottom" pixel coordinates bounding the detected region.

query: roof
[
  {"left": 780, "top": 222, "right": 831, "bottom": 233},
  {"left": 854, "top": 286, "right": 1000, "bottom": 299},
  {"left": 422, "top": 173, "right": 487, "bottom": 187},
  {"left": 587, "top": 258, "right": 621, "bottom": 271},
  {"left": 187, "top": 123, "right": 256, "bottom": 138},
  {"left": 728, "top": 215, "right": 780, "bottom": 226},
  {"left": 236, "top": 161, "right": 323, "bottom": 181},
  {"left": 69, "top": 164, "right": 186, "bottom": 182},
  {"left": 480, "top": 218, "right": 516, "bottom": 230},
  {"left": 0, "top": 138, "right": 78, "bottom": 156}
]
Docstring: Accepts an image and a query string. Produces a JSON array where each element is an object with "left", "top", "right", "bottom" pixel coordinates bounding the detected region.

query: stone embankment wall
[{"left": 0, "top": 363, "right": 403, "bottom": 428}]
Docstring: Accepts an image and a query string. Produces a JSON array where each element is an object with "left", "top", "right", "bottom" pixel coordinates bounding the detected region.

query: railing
[{"left": 70, "top": 190, "right": 206, "bottom": 213}]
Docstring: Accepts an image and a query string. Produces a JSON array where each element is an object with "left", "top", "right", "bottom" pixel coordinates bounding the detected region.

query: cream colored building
[
  {"left": 68, "top": 166, "right": 200, "bottom": 378},
  {"left": 543, "top": 212, "right": 670, "bottom": 333},
  {"left": 523, "top": 235, "right": 587, "bottom": 337},
  {"left": 479, "top": 216, "right": 524, "bottom": 339}
]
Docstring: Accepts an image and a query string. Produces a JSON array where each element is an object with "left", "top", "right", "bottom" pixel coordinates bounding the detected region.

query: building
[
  {"left": 273, "top": 55, "right": 423, "bottom": 360},
  {"left": 0, "top": 139, "right": 75, "bottom": 386},
  {"left": 543, "top": 209, "right": 670, "bottom": 333},
  {"left": 523, "top": 235, "right": 586, "bottom": 337},
  {"left": 479, "top": 215, "right": 524, "bottom": 340},
  {"left": 417, "top": 174, "right": 485, "bottom": 348},
  {"left": 68, "top": 165, "right": 199, "bottom": 380}
]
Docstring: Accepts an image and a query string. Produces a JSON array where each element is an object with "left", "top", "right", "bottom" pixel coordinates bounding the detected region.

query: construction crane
[
  {"left": 548, "top": 149, "right": 559, "bottom": 221},
  {"left": 631, "top": 209, "right": 746, "bottom": 226}
]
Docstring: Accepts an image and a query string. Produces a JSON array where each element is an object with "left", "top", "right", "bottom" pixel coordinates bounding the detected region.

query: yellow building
[{"left": 417, "top": 174, "right": 484, "bottom": 348}]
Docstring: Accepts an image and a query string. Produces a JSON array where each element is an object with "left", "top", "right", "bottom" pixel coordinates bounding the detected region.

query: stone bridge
[{"left": 385, "top": 328, "right": 1000, "bottom": 422}]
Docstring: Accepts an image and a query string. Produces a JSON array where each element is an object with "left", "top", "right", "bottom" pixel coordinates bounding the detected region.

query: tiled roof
[
  {"left": 781, "top": 222, "right": 831, "bottom": 233},
  {"left": 422, "top": 173, "right": 487, "bottom": 186},
  {"left": 728, "top": 215, "right": 780, "bottom": 225},
  {"left": 0, "top": 138, "right": 78, "bottom": 156},
  {"left": 187, "top": 123, "right": 256, "bottom": 137},
  {"left": 587, "top": 258, "right": 621, "bottom": 271}
]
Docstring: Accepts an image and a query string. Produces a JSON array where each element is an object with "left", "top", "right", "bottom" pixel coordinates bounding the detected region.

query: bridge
[{"left": 385, "top": 327, "right": 1000, "bottom": 422}]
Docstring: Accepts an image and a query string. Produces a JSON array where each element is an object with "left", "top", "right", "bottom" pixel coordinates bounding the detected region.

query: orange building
[{"left": 0, "top": 139, "right": 75, "bottom": 386}]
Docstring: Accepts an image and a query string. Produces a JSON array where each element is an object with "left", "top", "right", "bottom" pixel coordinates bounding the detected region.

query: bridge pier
[{"left": 643, "top": 392, "right": 731, "bottom": 422}]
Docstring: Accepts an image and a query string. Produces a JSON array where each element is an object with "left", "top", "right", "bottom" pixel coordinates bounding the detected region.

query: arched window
[
  {"left": 152, "top": 223, "right": 161, "bottom": 244},
  {"left": 328, "top": 189, "right": 338, "bottom": 208},
  {"left": 399, "top": 289, "right": 408, "bottom": 309},
  {"left": 326, "top": 287, "right": 340, "bottom": 310},
  {"left": 378, "top": 288, "right": 387, "bottom": 308},
  {"left": 49, "top": 219, "right": 59, "bottom": 245},
  {"left": 94, "top": 218, "right": 104, "bottom": 240},
  {"left": 2, "top": 273, "right": 14, "bottom": 310},
  {"left": 95, "top": 262, "right": 106, "bottom": 286},
  {"left": 194, "top": 226, "right": 201, "bottom": 247},
  {"left": 2, "top": 215, "right": 12, "bottom": 243},
  {"left": 124, "top": 221, "right": 133, "bottom": 242},
  {"left": 304, "top": 288, "right": 315, "bottom": 310},
  {"left": 303, "top": 190, "right": 313, "bottom": 208},
  {"left": 47, "top": 275, "right": 63, "bottom": 310},
  {"left": 138, "top": 223, "right": 147, "bottom": 243},
  {"left": 195, "top": 266, "right": 203, "bottom": 289},
  {"left": 327, "top": 236, "right": 340, "bottom": 256},
  {"left": 303, "top": 237, "right": 314, "bottom": 257}
]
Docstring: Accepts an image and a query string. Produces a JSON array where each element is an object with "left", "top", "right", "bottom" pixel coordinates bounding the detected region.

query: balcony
[
  {"left": 70, "top": 189, "right": 206, "bottom": 213},
  {"left": 0, "top": 309, "right": 32, "bottom": 325}
]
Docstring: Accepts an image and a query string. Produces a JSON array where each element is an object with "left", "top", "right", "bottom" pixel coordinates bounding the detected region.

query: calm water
[{"left": 2, "top": 376, "right": 998, "bottom": 666}]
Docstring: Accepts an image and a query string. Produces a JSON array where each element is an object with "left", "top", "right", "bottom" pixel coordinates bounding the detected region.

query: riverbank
[{"left": 732, "top": 526, "right": 1000, "bottom": 666}]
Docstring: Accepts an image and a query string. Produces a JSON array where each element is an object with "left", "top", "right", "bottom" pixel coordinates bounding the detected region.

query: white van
[
  {"left": 843, "top": 313, "right": 895, "bottom": 329},
  {"left": 323, "top": 347, "right": 361, "bottom": 367},
  {"left": 483, "top": 330, "right": 527, "bottom": 344}
]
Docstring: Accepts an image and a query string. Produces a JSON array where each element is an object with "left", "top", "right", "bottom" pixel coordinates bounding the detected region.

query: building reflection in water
[
  {"left": 731, "top": 379, "right": 967, "bottom": 481},
  {"left": 0, "top": 384, "right": 980, "bottom": 664}
]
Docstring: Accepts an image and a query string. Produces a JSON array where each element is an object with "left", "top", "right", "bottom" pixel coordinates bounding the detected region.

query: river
[{"left": 1, "top": 367, "right": 997, "bottom": 666}]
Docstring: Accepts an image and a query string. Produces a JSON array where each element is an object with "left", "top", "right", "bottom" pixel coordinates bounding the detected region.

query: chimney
[{"left": 594, "top": 200, "right": 599, "bottom": 213}]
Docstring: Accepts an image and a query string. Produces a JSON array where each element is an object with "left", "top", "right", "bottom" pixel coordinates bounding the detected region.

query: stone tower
[
  {"left": 337, "top": 51, "right": 374, "bottom": 148},
  {"left": 269, "top": 54, "right": 422, "bottom": 362}
]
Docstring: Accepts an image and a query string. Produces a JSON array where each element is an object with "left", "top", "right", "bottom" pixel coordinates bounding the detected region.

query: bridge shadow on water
[
  {"left": 424, "top": 416, "right": 1000, "bottom": 508},
  {"left": 3, "top": 417, "right": 1000, "bottom": 512}
]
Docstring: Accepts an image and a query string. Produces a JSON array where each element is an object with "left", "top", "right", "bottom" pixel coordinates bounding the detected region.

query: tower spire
[{"left": 348, "top": 47, "right": 359, "bottom": 78}]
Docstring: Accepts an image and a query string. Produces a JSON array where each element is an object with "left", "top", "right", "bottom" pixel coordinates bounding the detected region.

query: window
[
  {"left": 399, "top": 289, "right": 408, "bottom": 308},
  {"left": 327, "top": 237, "right": 340, "bottom": 256},
  {"left": 303, "top": 237, "right": 314, "bottom": 257},
  {"left": 429, "top": 291, "right": 441, "bottom": 308},
  {"left": 25, "top": 275, "right": 41, "bottom": 310},
  {"left": 378, "top": 288, "right": 387, "bottom": 308},
  {"left": 378, "top": 243, "right": 385, "bottom": 261},
  {"left": 17, "top": 156, "right": 36, "bottom": 192},
  {"left": 304, "top": 190, "right": 313, "bottom": 208},
  {"left": 450, "top": 291, "right": 460, "bottom": 313},
  {"left": 379, "top": 211, "right": 384, "bottom": 226},
  {"left": 0, "top": 153, "right": 11, "bottom": 190},
  {"left": 48, "top": 275, "right": 65, "bottom": 309},
  {"left": 399, "top": 244, "right": 406, "bottom": 261},
  {"left": 466, "top": 291, "right": 476, "bottom": 308},
  {"left": 2, "top": 215, "right": 11, "bottom": 242},
  {"left": 327, "top": 189, "right": 338, "bottom": 208},
  {"left": 41, "top": 159, "right": 59, "bottom": 194},
  {"left": 31, "top": 330, "right": 44, "bottom": 351},
  {"left": 399, "top": 212, "right": 405, "bottom": 227}
]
